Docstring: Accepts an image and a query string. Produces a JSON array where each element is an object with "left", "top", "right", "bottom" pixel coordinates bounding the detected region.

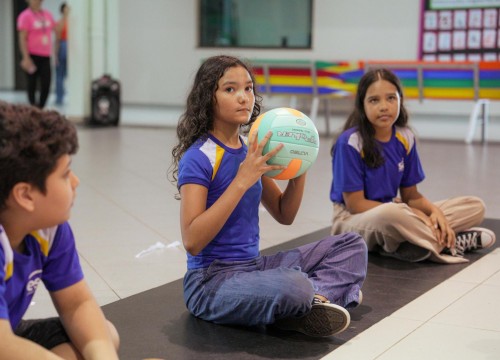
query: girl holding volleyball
[
  {"left": 169, "top": 55, "right": 367, "bottom": 337},
  {"left": 330, "top": 68, "right": 495, "bottom": 264}
]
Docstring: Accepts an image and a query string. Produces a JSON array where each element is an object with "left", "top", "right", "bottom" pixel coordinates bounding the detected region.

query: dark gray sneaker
[
  {"left": 378, "top": 242, "right": 431, "bottom": 262},
  {"left": 449, "top": 227, "right": 496, "bottom": 256},
  {"left": 274, "top": 300, "right": 350, "bottom": 337}
]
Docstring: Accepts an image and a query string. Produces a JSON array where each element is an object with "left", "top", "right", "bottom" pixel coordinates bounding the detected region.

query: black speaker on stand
[{"left": 90, "top": 74, "right": 121, "bottom": 126}]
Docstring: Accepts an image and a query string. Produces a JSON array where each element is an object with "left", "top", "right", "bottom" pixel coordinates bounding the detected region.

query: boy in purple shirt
[{"left": 0, "top": 101, "right": 119, "bottom": 358}]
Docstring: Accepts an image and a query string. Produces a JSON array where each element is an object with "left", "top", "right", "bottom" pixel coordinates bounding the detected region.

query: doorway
[{"left": 13, "top": 0, "right": 28, "bottom": 90}]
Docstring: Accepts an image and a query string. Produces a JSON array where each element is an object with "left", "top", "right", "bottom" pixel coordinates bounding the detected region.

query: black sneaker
[
  {"left": 378, "top": 242, "right": 431, "bottom": 262},
  {"left": 450, "top": 227, "right": 496, "bottom": 256},
  {"left": 274, "top": 298, "right": 350, "bottom": 337}
]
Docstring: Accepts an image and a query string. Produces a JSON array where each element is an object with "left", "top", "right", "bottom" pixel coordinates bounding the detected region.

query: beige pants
[{"left": 331, "top": 196, "right": 486, "bottom": 264}]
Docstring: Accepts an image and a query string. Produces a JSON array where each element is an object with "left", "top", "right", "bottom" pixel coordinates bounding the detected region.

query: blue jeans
[
  {"left": 55, "top": 40, "right": 67, "bottom": 105},
  {"left": 183, "top": 233, "right": 367, "bottom": 326}
]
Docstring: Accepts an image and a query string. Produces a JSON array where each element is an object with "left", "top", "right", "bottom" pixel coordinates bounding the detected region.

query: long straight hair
[{"left": 332, "top": 68, "right": 409, "bottom": 168}]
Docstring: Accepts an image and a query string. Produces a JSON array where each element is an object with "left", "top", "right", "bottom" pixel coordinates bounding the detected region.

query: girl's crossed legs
[{"left": 183, "top": 232, "right": 367, "bottom": 326}]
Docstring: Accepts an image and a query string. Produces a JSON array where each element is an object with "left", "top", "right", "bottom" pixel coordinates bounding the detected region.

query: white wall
[
  {"left": 119, "top": 0, "right": 198, "bottom": 106},
  {"left": 313, "top": 0, "right": 421, "bottom": 60},
  {"left": 1, "top": 0, "right": 498, "bottom": 140},
  {"left": 0, "top": 0, "right": 14, "bottom": 89},
  {"left": 65, "top": 0, "right": 120, "bottom": 119},
  {"left": 118, "top": 0, "right": 422, "bottom": 106}
]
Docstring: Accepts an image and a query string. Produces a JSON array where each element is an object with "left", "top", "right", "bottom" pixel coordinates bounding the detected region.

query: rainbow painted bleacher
[
  {"left": 252, "top": 60, "right": 363, "bottom": 99},
  {"left": 251, "top": 59, "right": 500, "bottom": 139},
  {"left": 364, "top": 61, "right": 500, "bottom": 101},
  {"left": 252, "top": 60, "right": 500, "bottom": 100}
]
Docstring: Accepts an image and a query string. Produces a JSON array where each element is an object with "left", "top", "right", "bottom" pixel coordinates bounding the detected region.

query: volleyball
[{"left": 249, "top": 107, "right": 319, "bottom": 180}]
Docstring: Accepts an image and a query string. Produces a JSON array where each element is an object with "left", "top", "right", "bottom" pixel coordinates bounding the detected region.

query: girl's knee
[
  {"left": 467, "top": 196, "right": 486, "bottom": 218},
  {"left": 273, "top": 269, "right": 314, "bottom": 309},
  {"left": 336, "top": 232, "right": 368, "bottom": 253},
  {"left": 345, "top": 232, "right": 368, "bottom": 264},
  {"left": 378, "top": 202, "right": 407, "bottom": 223}
]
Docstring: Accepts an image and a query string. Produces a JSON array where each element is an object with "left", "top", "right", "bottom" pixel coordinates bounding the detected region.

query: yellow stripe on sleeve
[{"left": 30, "top": 231, "right": 50, "bottom": 257}]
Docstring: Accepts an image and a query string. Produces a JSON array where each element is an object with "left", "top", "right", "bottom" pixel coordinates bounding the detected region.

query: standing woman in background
[
  {"left": 17, "top": 0, "right": 56, "bottom": 109},
  {"left": 54, "top": 2, "right": 69, "bottom": 106}
]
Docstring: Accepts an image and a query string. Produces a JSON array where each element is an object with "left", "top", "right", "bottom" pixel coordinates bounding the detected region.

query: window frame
[{"left": 197, "top": 0, "right": 314, "bottom": 49}]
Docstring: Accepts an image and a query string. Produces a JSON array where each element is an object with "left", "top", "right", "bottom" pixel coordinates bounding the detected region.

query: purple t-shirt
[
  {"left": 0, "top": 222, "right": 84, "bottom": 329},
  {"left": 330, "top": 126, "right": 425, "bottom": 204},
  {"left": 178, "top": 134, "right": 262, "bottom": 270}
]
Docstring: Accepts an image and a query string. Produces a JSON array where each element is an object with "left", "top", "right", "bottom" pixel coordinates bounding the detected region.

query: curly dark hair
[
  {"left": 331, "top": 68, "right": 409, "bottom": 168},
  {"left": 168, "top": 55, "right": 262, "bottom": 185},
  {"left": 0, "top": 101, "right": 78, "bottom": 211}
]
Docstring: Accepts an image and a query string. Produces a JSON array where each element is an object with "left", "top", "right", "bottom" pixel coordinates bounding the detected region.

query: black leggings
[
  {"left": 26, "top": 55, "right": 52, "bottom": 109},
  {"left": 15, "top": 317, "right": 70, "bottom": 350}
]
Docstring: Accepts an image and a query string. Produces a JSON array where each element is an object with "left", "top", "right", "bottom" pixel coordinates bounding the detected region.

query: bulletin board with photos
[{"left": 419, "top": 0, "right": 500, "bottom": 61}]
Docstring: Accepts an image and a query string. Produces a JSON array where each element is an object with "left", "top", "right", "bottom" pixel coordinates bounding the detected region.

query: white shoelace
[{"left": 454, "top": 231, "right": 479, "bottom": 256}]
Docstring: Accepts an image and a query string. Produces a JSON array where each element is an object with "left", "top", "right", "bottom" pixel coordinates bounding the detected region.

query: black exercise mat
[{"left": 103, "top": 218, "right": 500, "bottom": 360}]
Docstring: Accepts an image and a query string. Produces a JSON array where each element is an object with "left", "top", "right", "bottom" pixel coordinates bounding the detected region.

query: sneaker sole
[
  {"left": 275, "top": 303, "right": 350, "bottom": 337},
  {"left": 301, "top": 303, "right": 350, "bottom": 337}
]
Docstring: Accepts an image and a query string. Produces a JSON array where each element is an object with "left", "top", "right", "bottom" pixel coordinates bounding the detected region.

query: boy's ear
[{"left": 10, "top": 182, "right": 37, "bottom": 212}]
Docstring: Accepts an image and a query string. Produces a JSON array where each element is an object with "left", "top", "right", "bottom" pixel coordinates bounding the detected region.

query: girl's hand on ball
[
  {"left": 259, "top": 131, "right": 284, "bottom": 161},
  {"left": 248, "top": 108, "right": 319, "bottom": 180},
  {"left": 235, "top": 131, "right": 285, "bottom": 189}
]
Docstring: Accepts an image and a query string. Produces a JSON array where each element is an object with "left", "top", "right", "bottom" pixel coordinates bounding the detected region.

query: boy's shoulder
[
  {"left": 28, "top": 226, "right": 60, "bottom": 257},
  {"left": 0, "top": 226, "right": 13, "bottom": 281},
  {"left": 1, "top": 224, "right": 68, "bottom": 281}
]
